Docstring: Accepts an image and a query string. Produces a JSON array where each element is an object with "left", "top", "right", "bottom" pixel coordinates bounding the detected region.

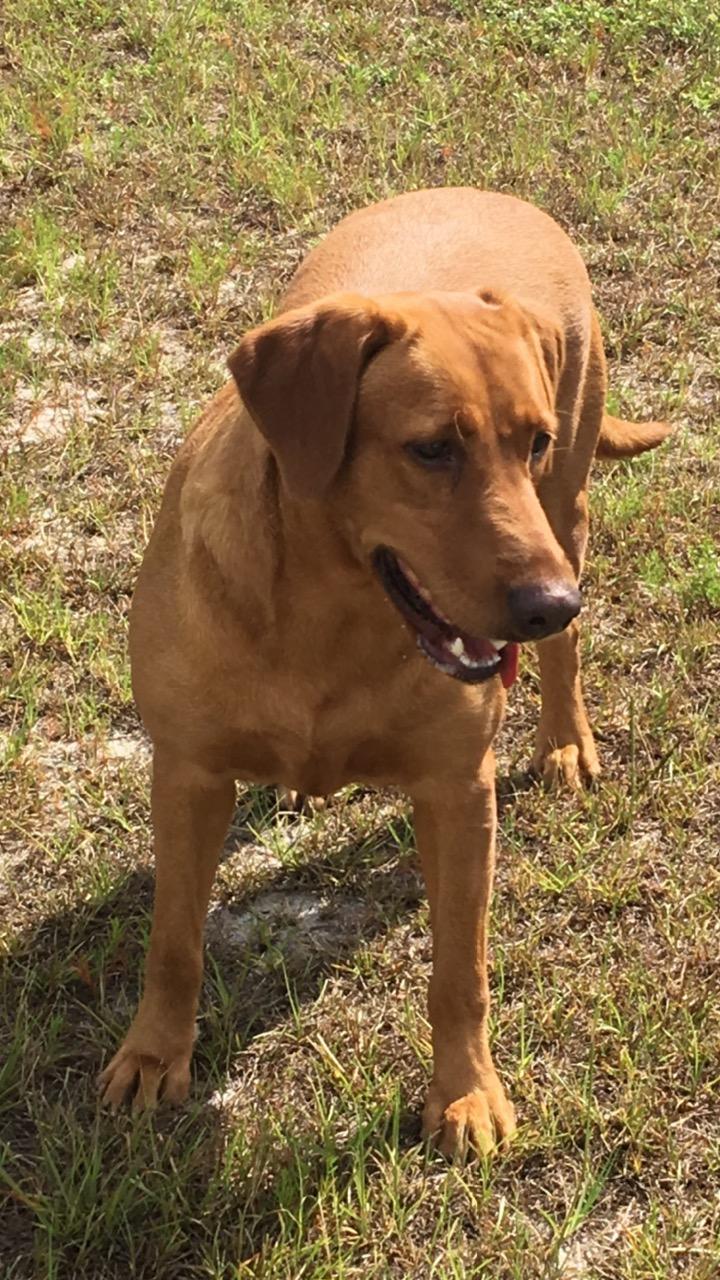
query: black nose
[{"left": 507, "top": 580, "right": 581, "bottom": 640}]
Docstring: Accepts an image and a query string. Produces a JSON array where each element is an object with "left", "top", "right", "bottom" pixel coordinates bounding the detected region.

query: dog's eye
[
  {"left": 531, "top": 431, "right": 552, "bottom": 461},
  {"left": 405, "top": 438, "right": 455, "bottom": 467}
]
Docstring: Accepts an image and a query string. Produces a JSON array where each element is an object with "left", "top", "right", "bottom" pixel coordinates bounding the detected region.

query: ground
[{"left": 1, "top": 1, "right": 719, "bottom": 1276}]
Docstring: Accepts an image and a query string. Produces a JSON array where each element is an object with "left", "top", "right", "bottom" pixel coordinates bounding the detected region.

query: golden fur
[{"left": 99, "top": 189, "right": 669, "bottom": 1156}]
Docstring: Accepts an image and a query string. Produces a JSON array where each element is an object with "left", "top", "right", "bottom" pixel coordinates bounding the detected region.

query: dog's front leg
[
  {"left": 99, "top": 748, "right": 235, "bottom": 1110},
  {"left": 413, "top": 754, "right": 515, "bottom": 1159}
]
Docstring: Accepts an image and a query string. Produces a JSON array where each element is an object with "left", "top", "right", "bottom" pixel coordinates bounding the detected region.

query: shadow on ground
[{"left": 1, "top": 793, "right": 437, "bottom": 1276}]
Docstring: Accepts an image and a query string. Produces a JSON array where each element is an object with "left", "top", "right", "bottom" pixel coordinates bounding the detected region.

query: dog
[{"left": 99, "top": 188, "right": 670, "bottom": 1157}]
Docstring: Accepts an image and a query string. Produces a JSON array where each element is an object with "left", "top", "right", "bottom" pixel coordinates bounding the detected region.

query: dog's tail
[{"left": 596, "top": 413, "right": 672, "bottom": 460}]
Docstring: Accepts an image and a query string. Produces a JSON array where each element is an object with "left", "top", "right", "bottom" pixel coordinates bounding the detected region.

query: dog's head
[{"left": 228, "top": 290, "right": 579, "bottom": 686}]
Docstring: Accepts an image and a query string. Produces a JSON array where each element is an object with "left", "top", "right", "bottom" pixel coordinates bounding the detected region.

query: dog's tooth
[
  {"left": 489, "top": 639, "right": 507, "bottom": 650},
  {"left": 448, "top": 637, "right": 466, "bottom": 658}
]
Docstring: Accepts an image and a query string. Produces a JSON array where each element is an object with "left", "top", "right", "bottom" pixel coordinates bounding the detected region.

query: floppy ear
[
  {"left": 521, "top": 300, "right": 565, "bottom": 409},
  {"left": 228, "top": 294, "right": 404, "bottom": 499},
  {"left": 474, "top": 288, "right": 564, "bottom": 409}
]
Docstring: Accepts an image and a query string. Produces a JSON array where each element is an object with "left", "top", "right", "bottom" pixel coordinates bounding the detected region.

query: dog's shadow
[
  {"left": 2, "top": 791, "right": 432, "bottom": 1256},
  {"left": 196, "top": 771, "right": 530, "bottom": 1071},
  {"left": 5, "top": 774, "right": 528, "bottom": 1117},
  {"left": 192, "top": 789, "right": 428, "bottom": 1088},
  {"left": 3, "top": 777, "right": 528, "bottom": 1267}
]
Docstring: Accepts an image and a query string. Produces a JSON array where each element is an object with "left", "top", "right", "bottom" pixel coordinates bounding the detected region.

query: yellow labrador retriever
[{"left": 100, "top": 189, "right": 669, "bottom": 1157}]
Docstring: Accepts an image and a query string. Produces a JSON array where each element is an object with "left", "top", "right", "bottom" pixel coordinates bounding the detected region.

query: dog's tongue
[
  {"left": 500, "top": 642, "right": 520, "bottom": 689},
  {"left": 461, "top": 636, "right": 520, "bottom": 689}
]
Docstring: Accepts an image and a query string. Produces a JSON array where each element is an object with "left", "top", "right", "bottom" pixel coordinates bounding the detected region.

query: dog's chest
[{"left": 202, "top": 659, "right": 432, "bottom": 793}]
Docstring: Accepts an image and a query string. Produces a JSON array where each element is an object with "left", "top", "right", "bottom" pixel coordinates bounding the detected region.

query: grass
[{"left": 1, "top": 0, "right": 719, "bottom": 1275}]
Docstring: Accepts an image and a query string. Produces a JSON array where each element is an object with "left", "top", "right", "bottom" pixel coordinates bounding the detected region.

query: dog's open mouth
[{"left": 373, "top": 547, "right": 519, "bottom": 688}]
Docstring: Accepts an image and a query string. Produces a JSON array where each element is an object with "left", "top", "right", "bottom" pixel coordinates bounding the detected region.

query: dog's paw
[
  {"left": 98, "top": 1042, "right": 192, "bottom": 1113},
  {"left": 422, "top": 1078, "right": 516, "bottom": 1160},
  {"left": 532, "top": 737, "right": 600, "bottom": 790},
  {"left": 277, "top": 786, "right": 327, "bottom": 814}
]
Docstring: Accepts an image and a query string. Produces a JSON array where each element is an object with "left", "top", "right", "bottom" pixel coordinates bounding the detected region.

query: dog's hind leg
[
  {"left": 532, "top": 313, "right": 605, "bottom": 789},
  {"left": 533, "top": 608, "right": 600, "bottom": 789}
]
